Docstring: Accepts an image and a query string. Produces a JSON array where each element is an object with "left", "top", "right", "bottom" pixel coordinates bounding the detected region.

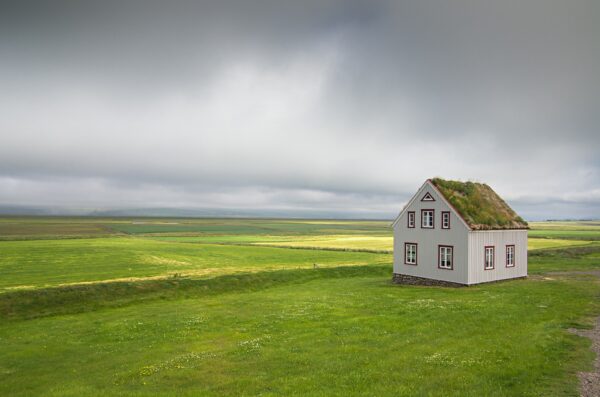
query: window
[
  {"left": 441, "top": 211, "right": 450, "bottom": 229},
  {"left": 421, "top": 192, "right": 435, "bottom": 201},
  {"left": 407, "top": 212, "right": 415, "bottom": 228},
  {"left": 421, "top": 209, "right": 434, "bottom": 228},
  {"left": 438, "top": 245, "right": 453, "bottom": 269},
  {"left": 506, "top": 245, "right": 515, "bottom": 267},
  {"left": 404, "top": 243, "right": 417, "bottom": 265},
  {"left": 485, "top": 246, "right": 495, "bottom": 270}
]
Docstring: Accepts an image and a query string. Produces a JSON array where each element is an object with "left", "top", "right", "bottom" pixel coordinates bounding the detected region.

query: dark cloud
[{"left": 0, "top": 0, "right": 599, "bottom": 219}]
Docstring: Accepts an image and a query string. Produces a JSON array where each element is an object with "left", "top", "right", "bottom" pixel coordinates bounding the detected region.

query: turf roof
[{"left": 430, "top": 178, "right": 528, "bottom": 230}]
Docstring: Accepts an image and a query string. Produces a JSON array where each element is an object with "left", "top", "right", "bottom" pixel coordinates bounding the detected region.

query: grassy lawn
[
  {"left": 0, "top": 218, "right": 600, "bottom": 396},
  {"left": 1, "top": 268, "right": 599, "bottom": 396}
]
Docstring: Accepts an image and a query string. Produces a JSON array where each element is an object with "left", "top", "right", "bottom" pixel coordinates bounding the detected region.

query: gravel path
[
  {"left": 556, "top": 270, "right": 600, "bottom": 397},
  {"left": 569, "top": 317, "right": 600, "bottom": 397}
]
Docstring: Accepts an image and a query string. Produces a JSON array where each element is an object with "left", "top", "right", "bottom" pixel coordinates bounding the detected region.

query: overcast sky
[{"left": 1, "top": 0, "right": 599, "bottom": 219}]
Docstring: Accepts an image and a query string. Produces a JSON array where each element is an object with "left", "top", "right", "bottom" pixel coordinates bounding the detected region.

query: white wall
[
  {"left": 393, "top": 181, "right": 470, "bottom": 284},
  {"left": 467, "top": 230, "right": 528, "bottom": 285}
]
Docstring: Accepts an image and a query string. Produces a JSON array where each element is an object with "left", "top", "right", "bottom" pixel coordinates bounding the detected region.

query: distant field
[
  {"left": 0, "top": 237, "right": 390, "bottom": 292},
  {"left": 530, "top": 221, "right": 600, "bottom": 241},
  {"left": 150, "top": 235, "right": 394, "bottom": 252},
  {"left": 529, "top": 221, "right": 600, "bottom": 231},
  {"left": 528, "top": 237, "right": 593, "bottom": 250},
  {"left": 150, "top": 235, "right": 591, "bottom": 252},
  {"left": 0, "top": 217, "right": 390, "bottom": 239},
  {"left": 0, "top": 218, "right": 117, "bottom": 239},
  {"left": 107, "top": 219, "right": 390, "bottom": 236},
  {"left": 1, "top": 217, "right": 600, "bottom": 396}
]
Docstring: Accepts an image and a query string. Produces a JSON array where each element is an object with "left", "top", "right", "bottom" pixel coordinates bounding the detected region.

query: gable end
[{"left": 391, "top": 180, "right": 471, "bottom": 230}]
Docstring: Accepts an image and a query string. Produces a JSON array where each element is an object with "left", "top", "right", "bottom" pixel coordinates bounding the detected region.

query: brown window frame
[
  {"left": 441, "top": 211, "right": 450, "bottom": 229},
  {"left": 438, "top": 245, "right": 454, "bottom": 270},
  {"left": 407, "top": 211, "right": 415, "bottom": 228},
  {"left": 421, "top": 209, "right": 434, "bottom": 229},
  {"left": 506, "top": 245, "right": 515, "bottom": 268},
  {"left": 484, "top": 246, "right": 495, "bottom": 270},
  {"left": 404, "top": 242, "right": 418, "bottom": 265}
]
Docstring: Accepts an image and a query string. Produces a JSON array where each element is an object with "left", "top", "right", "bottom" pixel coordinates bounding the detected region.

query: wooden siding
[{"left": 467, "top": 230, "right": 528, "bottom": 284}]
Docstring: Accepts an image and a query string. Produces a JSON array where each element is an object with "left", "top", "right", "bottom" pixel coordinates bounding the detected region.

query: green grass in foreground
[{"left": 0, "top": 267, "right": 599, "bottom": 396}]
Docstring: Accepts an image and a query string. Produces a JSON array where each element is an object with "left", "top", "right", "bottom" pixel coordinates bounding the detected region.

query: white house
[{"left": 392, "top": 178, "right": 528, "bottom": 286}]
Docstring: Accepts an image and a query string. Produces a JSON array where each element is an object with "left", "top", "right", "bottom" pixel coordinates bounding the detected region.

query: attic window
[
  {"left": 407, "top": 212, "right": 415, "bottom": 228},
  {"left": 421, "top": 192, "right": 435, "bottom": 201},
  {"left": 421, "top": 210, "right": 434, "bottom": 228},
  {"left": 442, "top": 211, "right": 450, "bottom": 229}
]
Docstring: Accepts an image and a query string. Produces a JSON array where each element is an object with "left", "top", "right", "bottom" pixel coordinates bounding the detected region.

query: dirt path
[
  {"left": 569, "top": 317, "right": 600, "bottom": 397},
  {"left": 534, "top": 270, "right": 600, "bottom": 397},
  {"left": 556, "top": 270, "right": 600, "bottom": 397}
]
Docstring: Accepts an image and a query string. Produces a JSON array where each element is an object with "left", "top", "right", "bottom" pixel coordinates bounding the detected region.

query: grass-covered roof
[{"left": 430, "top": 178, "right": 528, "bottom": 230}]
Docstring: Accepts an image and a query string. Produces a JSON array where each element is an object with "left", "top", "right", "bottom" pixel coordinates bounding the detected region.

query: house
[{"left": 392, "top": 178, "right": 528, "bottom": 286}]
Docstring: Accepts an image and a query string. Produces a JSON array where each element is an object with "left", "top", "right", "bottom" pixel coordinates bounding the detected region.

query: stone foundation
[{"left": 392, "top": 273, "right": 466, "bottom": 287}]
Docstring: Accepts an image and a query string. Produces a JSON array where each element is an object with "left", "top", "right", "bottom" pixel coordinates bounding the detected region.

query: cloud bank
[{"left": 1, "top": 0, "right": 599, "bottom": 219}]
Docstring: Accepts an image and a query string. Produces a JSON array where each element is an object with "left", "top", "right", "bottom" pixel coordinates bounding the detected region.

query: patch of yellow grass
[
  {"left": 255, "top": 235, "right": 393, "bottom": 251},
  {"left": 529, "top": 221, "right": 600, "bottom": 231},
  {"left": 255, "top": 235, "right": 589, "bottom": 252},
  {"left": 141, "top": 255, "right": 191, "bottom": 266},
  {"left": 527, "top": 238, "right": 592, "bottom": 250}
]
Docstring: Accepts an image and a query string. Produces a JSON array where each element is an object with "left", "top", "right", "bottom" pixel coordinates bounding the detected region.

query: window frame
[
  {"left": 441, "top": 211, "right": 450, "bottom": 229},
  {"left": 506, "top": 245, "right": 515, "bottom": 268},
  {"left": 438, "top": 245, "right": 454, "bottom": 270},
  {"left": 484, "top": 246, "right": 495, "bottom": 270},
  {"left": 421, "top": 209, "right": 435, "bottom": 229},
  {"left": 407, "top": 211, "right": 415, "bottom": 228},
  {"left": 404, "top": 242, "right": 418, "bottom": 265}
]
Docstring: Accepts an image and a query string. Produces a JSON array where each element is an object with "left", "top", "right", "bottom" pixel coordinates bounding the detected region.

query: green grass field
[
  {"left": 1, "top": 217, "right": 600, "bottom": 396},
  {"left": 0, "top": 237, "right": 389, "bottom": 291}
]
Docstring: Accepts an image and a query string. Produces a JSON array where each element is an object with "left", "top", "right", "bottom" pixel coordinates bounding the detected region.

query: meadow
[{"left": 1, "top": 217, "right": 600, "bottom": 396}]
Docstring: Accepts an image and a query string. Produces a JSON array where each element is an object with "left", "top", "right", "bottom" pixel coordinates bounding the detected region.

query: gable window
[
  {"left": 421, "top": 209, "right": 434, "bottom": 228},
  {"left": 441, "top": 211, "right": 450, "bottom": 229},
  {"left": 407, "top": 211, "right": 415, "bottom": 228},
  {"left": 421, "top": 192, "right": 435, "bottom": 201},
  {"left": 404, "top": 243, "right": 417, "bottom": 265},
  {"left": 485, "top": 246, "right": 495, "bottom": 270},
  {"left": 506, "top": 245, "right": 515, "bottom": 267},
  {"left": 438, "top": 245, "right": 453, "bottom": 269}
]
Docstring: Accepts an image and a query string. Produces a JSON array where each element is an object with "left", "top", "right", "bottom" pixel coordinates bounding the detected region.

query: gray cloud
[{"left": 1, "top": 0, "right": 599, "bottom": 219}]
